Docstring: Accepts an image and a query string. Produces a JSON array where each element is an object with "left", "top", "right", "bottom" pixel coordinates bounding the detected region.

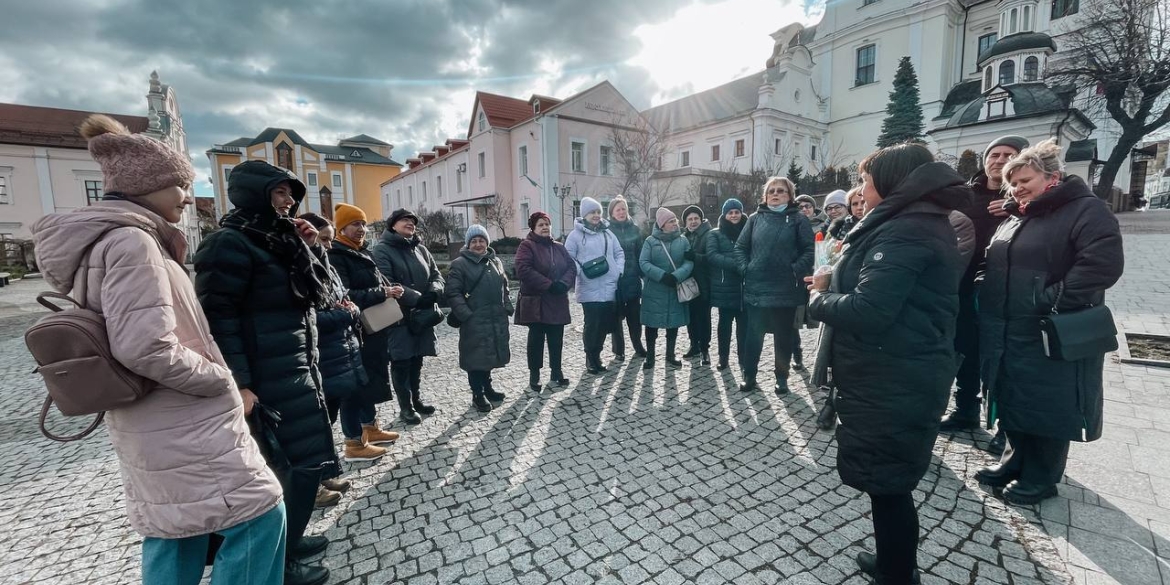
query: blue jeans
[{"left": 142, "top": 502, "right": 286, "bottom": 585}]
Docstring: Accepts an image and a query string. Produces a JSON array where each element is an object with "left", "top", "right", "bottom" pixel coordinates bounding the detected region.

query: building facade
[
  {"left": 207, "top": 130, "right": 401, "bottom": 220},
  {"left": 0, "top": 72, "right": 201, "bottom": 250}
]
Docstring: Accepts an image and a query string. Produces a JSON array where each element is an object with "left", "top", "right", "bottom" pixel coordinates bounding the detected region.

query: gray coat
[
  {"left": 639, "top": 227, "right": 693, "bottom": 329},
  {"left": 445, "top": 248, "right": 513, "bottom": 372}
]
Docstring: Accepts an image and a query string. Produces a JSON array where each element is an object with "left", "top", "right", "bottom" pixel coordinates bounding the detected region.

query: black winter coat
[
  {"left": 735, "top": 205, "right": 814, "bottom": 308},
  {"left": 328, "top": 241, "right": 393, "bottom": 403},
  {"left": 979, "top": 176, "right": 1123, "bottom": 442},
  {"left": 445, "top": 248, "right": 514, "bottom": 372},
  {"left": 609, "top": 219, "right": 645, "bottom": 302},
  {"left": 960, "top": 172, "right": 1009, "bottom": 293},
  {"left": 684, "top": 220, "right": 713, "bottom": 300},
  {"left": 315, "top": 264, "right": 367, "bottom": 401},
  {"left": 808, "top": 162, "right": 971, "bottom": 495},
  {"left": 194, "top": 163, "right": 339, "bottom": 477},
  {"left": 704, "top": 216, "right": 745, "bottom": 310},
  {"left": 372, "top": 230, "right": 445, "bottom": 361}
]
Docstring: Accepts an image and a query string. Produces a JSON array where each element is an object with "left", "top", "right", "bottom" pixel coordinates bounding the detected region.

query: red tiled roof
[
  {"left": 0, "top": 102, "right": 149, "bottom": 149},
  {"left": 390, "top": 141, "right": 471, "bottom": 182},
  {"left": 471, "top": 91, "right": 535, "bottom": 135}
]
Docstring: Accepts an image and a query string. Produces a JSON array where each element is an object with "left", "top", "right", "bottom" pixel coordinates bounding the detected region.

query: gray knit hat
[
  {"left": 464, "top": 224, "right": 490, "bottom": 247},
  {"left": 983, "top": 135, "right": 1030, "bottom": 165}
]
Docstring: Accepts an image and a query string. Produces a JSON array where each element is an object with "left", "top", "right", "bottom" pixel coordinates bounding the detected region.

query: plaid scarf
[{"left": 220, "top": 208, "right": 333, "bottom": 310}]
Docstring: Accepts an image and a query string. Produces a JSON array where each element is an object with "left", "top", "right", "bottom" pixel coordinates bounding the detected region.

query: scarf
[
  {"left": 220, "top": 208, "right": 333, "bottom": 309},
  {"left": 336, "top": 232, "right": 364, "bottom": 251},
  {"left": 719, "top": 215, "right": 745, "bottom": 242}
]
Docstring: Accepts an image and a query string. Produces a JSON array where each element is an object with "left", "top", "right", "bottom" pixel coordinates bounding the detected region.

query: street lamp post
[{"left": 552, "top": 183, "right": 572, "bottom": 238}]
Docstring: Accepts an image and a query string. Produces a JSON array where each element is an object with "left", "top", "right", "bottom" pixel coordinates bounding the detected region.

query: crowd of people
[{"left": 29, "top": 114, "right": 1124, "bottom": 585}]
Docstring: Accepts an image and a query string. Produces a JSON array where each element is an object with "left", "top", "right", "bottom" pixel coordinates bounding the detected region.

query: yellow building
[{"left": 206, "top": 129, "right": 401, "bottom": 220}]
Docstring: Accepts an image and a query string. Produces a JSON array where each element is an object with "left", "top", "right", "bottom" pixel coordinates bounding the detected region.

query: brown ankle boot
[
  {"left": 361, "top": 423, "right": 399, "bottom": 445},
  {"left": 344, "top": 439, "right": 387, "bottom": 462}
]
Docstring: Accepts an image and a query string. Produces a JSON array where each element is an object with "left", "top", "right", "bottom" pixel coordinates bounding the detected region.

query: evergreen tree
[
  {"left": 786, "top": 160, "right": 803, "bottom": 192},
  {"left": 876, "top": 57, "right": 926, "bottom": 148},
  {"left": 956, "top": 150, "right": 980, "bottom": 181}
]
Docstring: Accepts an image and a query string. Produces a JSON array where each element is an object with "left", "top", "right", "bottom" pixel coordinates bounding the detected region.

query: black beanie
[
  {"left": 983, "top": 136, "right": 1029, "bottom": 166},
  {"left": 682, "top": 205, "right": 704, "bottom": 221}
]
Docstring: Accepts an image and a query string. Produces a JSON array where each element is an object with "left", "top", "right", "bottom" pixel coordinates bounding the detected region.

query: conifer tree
[
  {"left": 956, "top": 150, "right": 980, "bottom": 181},
  {"left": 876, "top": 57, "right": 926, "bottom": 147},
  {"left": 786, "top": 160, "right": 803, "bottom": 191}
]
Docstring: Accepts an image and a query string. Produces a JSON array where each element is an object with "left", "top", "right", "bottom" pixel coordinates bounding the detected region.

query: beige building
[
  {"left": 0, "top": 72, "right": 200, "bottom": 250},
  {"left": 207, "top": 130, "right": 402, "bottom": 220}
]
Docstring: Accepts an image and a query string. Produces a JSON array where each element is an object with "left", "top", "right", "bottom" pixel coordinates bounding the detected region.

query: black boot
[
  {"left": 632, "top": 337, "right": 648, "bottom": 359},
  {"left": 717, "top": 355, "right": 729, "bottom": 370},
  {"left": 289, "top": 535, "right": 328, "bottom": 559},
  {"left": 739, "top": 374, "right": 759, "bottom": 392},
  {"left": 586, "top": 353, "right": 607, "bottom": 375},
  {"left": 285, "top": 558, "right": 329, "bottom": 585},
  {"left": 939, "top": 407, "right": 980, "bottom": 432},
  {"left": 550, "top": 369, "right": 570, "bottom": 387},
  {"left": 473, "top": 392, "right": 493, "bottom": 412},
  {"left": 392, "top": 367, "right": 421, "bottom": 425},
  {"left": 974, "top": 464, "right": 1018, "bottom": 488},
  {"left": 682, "top": 346, "right": 701, "bottom": 359},
  {"left": 409, "top": 360, "right": 436, "bottom": 415},
  {"left": 700, "top": 350, "right": 711, "bottom": 366},
  {"left": 1003, "top": 480, "right": 1058, "bottom": 505},
  {"left": 774, "top": 368, "right": 790, "bottom": 396},
  {"left": 483, "top": 382, "right": 505, "bottom": 403},
  {"left": 642, "top": 343, "right": 656, "bottom": 370},
  {"left": 529, "top": 369, "right": 542, "bottom": 392},
  {"left": 855, "top": 551, "right": 920, "bottom": 584},
  {"left": 988, "top": 429, "right": 1007, "bottom": 456},
  {"left": 665, "top": 336, "right": 682, "bottom": 367}
]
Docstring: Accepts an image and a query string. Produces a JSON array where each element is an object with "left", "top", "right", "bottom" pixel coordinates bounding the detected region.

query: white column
[{"left": 34, "top": 147, "right": 54, "bottom": 214}]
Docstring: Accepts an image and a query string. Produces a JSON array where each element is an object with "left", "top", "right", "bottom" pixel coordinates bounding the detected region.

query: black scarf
[
  {"left": 220, "top": 208, "right": 333, "bottom": 309},
  {"left": 718, "top": 215, "right": 745, "bottom": 242}
]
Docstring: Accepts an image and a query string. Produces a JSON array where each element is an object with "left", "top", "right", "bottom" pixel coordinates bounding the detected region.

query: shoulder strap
[
  {"left": 658, "top": 238, "right": 679, "bottom": 271},
  {"left": 463, "top": 260, "right": 490, "bottom": 297}
]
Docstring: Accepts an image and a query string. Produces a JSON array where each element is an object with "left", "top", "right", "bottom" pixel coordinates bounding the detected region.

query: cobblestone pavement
[{"left": 1, "top": 212, "right": 1168, "bottom": 584}]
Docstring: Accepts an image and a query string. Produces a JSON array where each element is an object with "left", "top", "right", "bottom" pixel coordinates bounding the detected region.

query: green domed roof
[{"left": 977, "top": 32, "right": 1057, "bottom": 66}]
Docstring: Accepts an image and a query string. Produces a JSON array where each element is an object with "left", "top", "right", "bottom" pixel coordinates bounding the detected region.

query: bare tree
[
  {"left": 610, "top": 115, "right": 676, "bottom": 226},
  {"left": 419, "top": 209, "right": 459, "bottom": 246},
  {"left": 1047, "top": 0, "right": 1170, "bottom": 196},
  {"left": 804, "top": 136, "right": 852, "bottom": 177},
  {"left": 481, "top": 194, "right": 515, "bottom": 237}
]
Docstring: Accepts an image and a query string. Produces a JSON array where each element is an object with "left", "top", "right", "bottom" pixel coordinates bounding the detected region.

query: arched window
[
  {"left": 999, "top": 60, "right": 1016, "bottom": 85},
  {"left": 1024, "top": 56, "right": 1039, "bottom": 81},
  {"left": 1023, "top": 5, "right": 1032, "bottom": 31},
  {"left": 1009, "top": 8, "right": 1018, "bottom": 33},
  {"left": 984, "top": 66, "right": 994, "bottom": 90}
]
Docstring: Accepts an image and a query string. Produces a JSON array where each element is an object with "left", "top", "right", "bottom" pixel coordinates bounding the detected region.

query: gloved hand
[
  {"left": 417, "top": 291, "right": 436, "bottom": 305},
  {"left": 548, "top": 281, "right": 569, "bottom": 295},
  {"left": 684, "top": 250, "right": 695, "bottom": 261},
  {"left": 660, "top": 273, "right": 678, "bottom": 287}
]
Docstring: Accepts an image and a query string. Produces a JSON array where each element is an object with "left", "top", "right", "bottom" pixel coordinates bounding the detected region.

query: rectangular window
[
  {"left": 775, "top": 138, "right": 783, "bottom": 156},
  {"left": 711, "top": 144, "right": 721, "bottom": 162},
  {"left": 1051, "top": 0, "right": 1078, "bottom": 19},
  {"left": 571, "top": 141, "right": 585, "bottom": 173},
  {"left": 520, "top": 202, "right": 530, "bottom": 230},
  {"left": 407, "top": 185, "right": 413, "bottom": 204},
  {"left": 856, "top": 45, "right": 876, "bottom": 86},
  {"left": 600, "top": 145, "right": 613, "bottom": 176},
  {"left": 224, "top": 167, "right": 232, "bottom": 183},
  {"left": 457, "top": 168, "right": 464, "bottom": 192},
  {"left": 332, "top": 173, "right": 342, "bottom": 188},
  {"left": 478, "top": 152, "right": 486, "bottom": 178},
  {"left": 0, "top": 176, "right": 9, "bottom": 204},
  {"left": 519, "top": 145, "right": 528, "bottom": 177},
  {"left": 734, "top": 139, "right": 745, "bottom": 158},
  {"left": 396, "top": 189, "right": 401, "bottom": 207},
  {"left": 680, "top": 150, "right": 691, "bottom": 167},
  {"left": 810, "top": 144, "right": 817, "bottom": 161},
  {"left": 307, "top": 172, "right": 318, "bottom": 187},
  {"left": 85, "top": 180, "right": 104, "bottom": 205},
  {"left": 977, "top": 33, "right": 997, "bottom": 58},
  {"left": 421, "top": 181, "right": 427, "bottom": 202},
  {"left": 437, "top": 175, "right": 443, "bottom": 198}
]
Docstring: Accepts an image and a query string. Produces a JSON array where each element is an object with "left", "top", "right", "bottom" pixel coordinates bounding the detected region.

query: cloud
[{"left": 0, "top": 0, "right": 819, "bottom": 197}]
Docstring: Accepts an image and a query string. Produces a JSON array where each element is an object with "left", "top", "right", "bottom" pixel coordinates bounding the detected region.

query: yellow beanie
[{"left": 333, "top": 203, "right": 367, "bottom": 230}]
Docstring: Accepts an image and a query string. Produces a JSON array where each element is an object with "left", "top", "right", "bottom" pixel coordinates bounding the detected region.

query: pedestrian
[
  {"left": 975, "top": 139, "right": 1124, "bottom": 505},
  {"left": 372, "top": 208, "right": 444, "bottom": 425},
  {"left": 195, "top": 159, "right": 342, "bottom": 585},
  {"left": 445, "top": 225, "right": 514, "bottom": 412},
  {"left": 807, "top": 142, "right": 971, "bottom": 584},
  {"left": 515, "top": 211, "right": 575, "bottom": 391},
  {"left": 32, "top": 115, "right": 286, "bottom": 585},
  {"left": 296, "top": 213, "right": 376, "bottom": 510},
  {"left": 940, "top": 135, "right": 1030, "bottom": 461},
  {"left": 639, "top": 207, "right": 693, "bottom": 370},
  {"left": 319, "top": 205, "right": 403, "bottom": 456},
  {"left": 705, "top": 198, "right": 747, "bottom": 371},
  {"left": 607, "top": 195, "right": 648, "bottom": 360},
  {"left": 796, "top": 194, "right": 827, "bottom": 233},
  {"left": 564, "top": 196, "right": 624, "bottom": 374},
  {"left": 735, "top": 177, "right": 814, "bottom": 394},
  {"left": 682, "top": 205, "right": 713, "bottom": 365},
  {"left": 827, "top": 186, "right": 864, "bottom": 243}
]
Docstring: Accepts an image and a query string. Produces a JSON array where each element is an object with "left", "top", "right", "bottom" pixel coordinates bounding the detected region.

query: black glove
[
  {"left": 548, "top": 281, "right": 569, "bottom": 295},
  {"left": 684, "top": 250, "right": 695, "bottom": 261},
  {"left": 660, "top": 273, "right": 678, "bottom": 287},
  {"left": 417, "top": 291, "right": 437, "bottom": 305}
]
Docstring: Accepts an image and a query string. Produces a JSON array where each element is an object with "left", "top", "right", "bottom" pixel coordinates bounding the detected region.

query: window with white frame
[
  {"left": 332, "top": 173, "right": 342, "bottom": 188},
  {"left": 1051, "top": 0, "right": 1078, "bottom": 19},
  {"left": 223, "top": 166, "right": 232, "bottom": 184},
  {"left": 0, "top": 175, "right": 9, "bottom": 205},
  {"left": 520, "top": 202, "right": 530, "bottom": 230},
  {"left": 421, "top": 181, "right": 427, "bottom": 202},
  {"left": 437, "top": 175, "right": 443, "bottom": 199},
  {"left": 457, "top": 169, "right": 463, "bottom": 192},
  {"left": 477, "top": 110, "right": 487, "bottom": 132},
  {"left": 519, "top": 145, "right": 528, "bottom": 177},
  {"left": 984, "top": 66, "right": 994, "bottom": 90},
  {"left": 999, "top": 60, "right": 1015, "bottom": 85},
  {"left": 774, "top": 138, "right": 784, "bottom": 156},
  {"left": 408, "top": 185, "right": 413, "bottom": 205},
  {"left": 307, "top": 172, "right": 318, "bottom": 187},
  {"left": 978, "top": 33, "right": 997, "bottom": 59},
  {"left": 810, "top": 144, "right": 817, "bottom": 162},
  {"left": 680, "top": 150, "right": 691, "bottom": 167},
  {"left": 571, "top": 141, "right": 585, "bottom": 173},
  {"left": 711, "top": 144, "right": 721, "bottom": 162},
  {"left": 734, "top": 139, "right": 745, "bottom": 158},
  {"left": 478, "top": 152, "right": 486, "bottom": 178},
  {"left": 600, "top": 145, "right": 613, "bottom": 175},
  {"left": 85, "top": 180, "right": 104, "bottom": 205},
  {"left": 856, "top": 45, "right": 876, "bottom": 86},
  {"left": 1023, "top": 56, "right": 1039, "bottom": 81},
  {"left": 396, "top": 189, "right": 401, "bottom": 207}
]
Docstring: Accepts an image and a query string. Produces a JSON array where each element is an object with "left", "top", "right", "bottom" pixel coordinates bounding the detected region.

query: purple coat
[{"left": 514, "top": 232, "right": 575, "bottom": 325}]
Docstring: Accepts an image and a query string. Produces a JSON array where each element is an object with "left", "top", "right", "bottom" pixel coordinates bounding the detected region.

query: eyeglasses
[
  {"left": 825, "top": 204, "right": 845, "bottom": 211},
  {"left": 798, "top": 203, "right": 814, "bottom": 209},
  {"left": 767, "top": 188, "right": 789, "bottom": 194}
]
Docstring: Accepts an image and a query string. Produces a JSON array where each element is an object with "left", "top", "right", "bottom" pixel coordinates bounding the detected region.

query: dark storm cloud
[{"left": 0, "top": 0, "right": 727, "bottom": 194}]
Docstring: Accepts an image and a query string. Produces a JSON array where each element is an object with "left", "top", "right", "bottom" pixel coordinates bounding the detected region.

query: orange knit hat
[{"left": 333, "top": 203, "right": 367, "bottom": 230}]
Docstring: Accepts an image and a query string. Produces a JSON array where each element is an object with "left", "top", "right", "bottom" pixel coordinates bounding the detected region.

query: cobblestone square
[{"left": 1, "top": 213, "right": 1168, "bottom": 584}]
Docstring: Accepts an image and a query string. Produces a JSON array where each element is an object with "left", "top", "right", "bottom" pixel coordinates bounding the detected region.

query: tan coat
[{"left": 32, "top": 200, "right": 282, "bottom": 539}]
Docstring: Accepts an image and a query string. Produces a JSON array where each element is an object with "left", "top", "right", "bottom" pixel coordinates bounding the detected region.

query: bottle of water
[{"left": 814, "top": 231, "right": 830, "bottom": 269}]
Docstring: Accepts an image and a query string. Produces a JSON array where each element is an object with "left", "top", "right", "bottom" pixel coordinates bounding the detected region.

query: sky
[{"left": 0, "top": 0, "right": 823, "bottom": 197}]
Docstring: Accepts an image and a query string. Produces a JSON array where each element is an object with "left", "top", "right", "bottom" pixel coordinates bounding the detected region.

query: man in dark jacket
[
  {"left": 195, "top": 160, "right": 339, "bottom": 585},
  {"left": 940, "top": 136, "right": 1028, "bottom": 456},
  {"left": 682, "top": 205, "right": 713, "bottom": 365}
]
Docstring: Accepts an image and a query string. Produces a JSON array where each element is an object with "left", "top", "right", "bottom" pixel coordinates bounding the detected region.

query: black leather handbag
[
  {"left": 407, "top": 304, "right": 444, "bottom": 334},
  {"left": 574, "top": 233, "right": 610, "bottom": 280},
  {"left": 1039, "top": 282, "right": 1118, "bottom": 361}
]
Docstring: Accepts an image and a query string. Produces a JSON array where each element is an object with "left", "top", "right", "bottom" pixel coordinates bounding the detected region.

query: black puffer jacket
[
  {"left": 608, "top": 218, "right": 644, "bottom": 301},
  {"left": 329, "top": 240, "right": 393, "bottom": 403},
  {"left": 316, "top": 264, "right": 367, "bottom": 401},
  {"left": 961, "top": 172, "right": 1010, "bottom": 293},
  {"left": 194, "top": 162, "right": 339, "bottom": 476},
  {"left": 372, "top": 230, "right": 445, "bottom": 361},
  {"left": 734, "top": 205, "right": 814, "bottom": 308},
  {"left": 704, "top": 216, "right": 745, "bottom": 310},
  {"left": 808, "top": 162, "right": 971, "bottom": 495},
  {"left": 979, "top": 176, "right": 1123, "bottom": 442},
  {"left": 684, "top": 220, "right": 713, "bottom": 300},
  {"left": 445, "top": 248, "right": 514, "bottom": 372}
]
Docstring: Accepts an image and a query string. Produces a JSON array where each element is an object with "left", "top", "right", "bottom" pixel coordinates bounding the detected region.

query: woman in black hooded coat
[
  {"left": 808, "top": 143, "right": 971, "bottom": 585},
  {"left": 194, "top": 160, "right": 340, "bottom": 582}
]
